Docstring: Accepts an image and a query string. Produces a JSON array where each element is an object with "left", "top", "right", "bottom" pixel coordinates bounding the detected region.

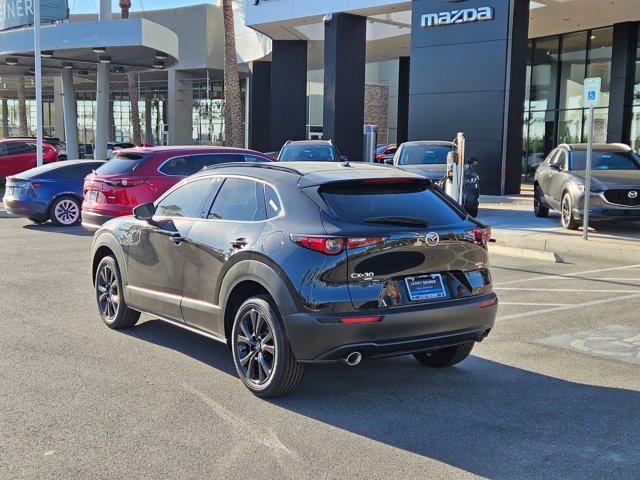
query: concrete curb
[
  {"left": 491, "top": 231, "right": 640, "bottom": 264},
  {"left": 489, "top": 243, "right": 562, "bottom": 263}
]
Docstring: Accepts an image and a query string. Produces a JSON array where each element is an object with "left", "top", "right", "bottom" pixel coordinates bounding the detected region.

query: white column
[
  {"left": 95, "top": 63, "right": 110, "bottom": 159},
  {"left": 53, "top": 77, "right": 65, "bottom": 140},
  {"left": 98, "top": 0, "right": 111, "bottom": 20},
  {"left": 167, "top": 70, "right": 193, "bottom": 145},
  {"left": 61, "top": 68, "right": 78, "bottom": 159}
]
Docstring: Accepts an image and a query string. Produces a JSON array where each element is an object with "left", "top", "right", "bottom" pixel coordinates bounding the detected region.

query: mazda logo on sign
[
  {"left": 629, "top": 191, "right": 638, "bottom": 199},
  {"left": 421, "top": 5, "right": 493, "bottom": 28},
  {"left": 425, "top": 232, "right": 440, "bottom": 247}
]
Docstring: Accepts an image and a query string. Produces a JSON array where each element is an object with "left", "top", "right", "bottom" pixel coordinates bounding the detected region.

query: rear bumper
[
  {"left": 2, "top": 197, "right": 48, "bottom": 219},
  {"left": 282, "top": 293, "right": 497, "bottom": 362},
  {"left": 81, "top": 210, "right": 117, "bottom": 231}
]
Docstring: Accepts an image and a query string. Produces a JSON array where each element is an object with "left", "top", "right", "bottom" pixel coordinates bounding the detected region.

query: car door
[
  {"left": 548, "top": 149, "right": 570, "bottom": 205},
  {"left": 124, "top": 177, "right": 216, "bottom": 321},
  {"left": 180, "top": 176, "right": 268, "bottom": 334},
  {"left": 537, "top": 149, "right": 559, "bottom": 207},
  {"left": 4, "top": 142, "right": 37, "bottom": 177}
]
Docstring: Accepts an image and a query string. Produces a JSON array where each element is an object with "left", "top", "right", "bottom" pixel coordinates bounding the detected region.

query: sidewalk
[{"left": 478, "top": 199, "right": 640, "bottom": 263}]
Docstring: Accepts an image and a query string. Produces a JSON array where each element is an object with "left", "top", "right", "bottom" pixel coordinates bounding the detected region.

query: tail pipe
[{"left": 343, "top": 351, "right": 363, "bottom": 366}]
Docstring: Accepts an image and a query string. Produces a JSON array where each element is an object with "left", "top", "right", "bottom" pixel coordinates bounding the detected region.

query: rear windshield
[
  {"left": 280, "top": 145, "right": 337, "bottom": 162},
  {"left": 398, "top": 145, "right": 451, "bottom": 165},
  {"left": 569, "top": 150, "right": 640, "bottom": 171},
  {"left": 319, "top": 180, "right": 464, "bottom": 226},
  {"left": 94, "top": 154, "right": 146, "bottom": 175}
]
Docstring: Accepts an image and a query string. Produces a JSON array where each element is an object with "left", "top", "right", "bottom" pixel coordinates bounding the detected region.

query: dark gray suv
[{"left": 91, "top": 162, "right": 497, "bottom": 397}]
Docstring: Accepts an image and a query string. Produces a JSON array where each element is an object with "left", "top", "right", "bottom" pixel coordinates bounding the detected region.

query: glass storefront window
[
  {"left": 530, "top": 36, "right": 559, "bottom": 111},
  {"left": 557, "top": 109, "right": 583, "bottom": 143},
  {"left": 631, "top": 106, "right": 640, "bottom": 152},
  {"left": 587, "top": 27, "right": 613, "bottom": 108},
  {"left": 582, "top": 108, "right": 609, "bottom": 143},
  {"left": 559, "top": 31, "right": 587, "bottom": 110}
]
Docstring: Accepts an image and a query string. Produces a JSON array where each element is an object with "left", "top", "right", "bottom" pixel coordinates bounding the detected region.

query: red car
[
  {"left": 81, "top": 146, "right": 274, "bottom": 230},
  {"left": 0, "top": 139, "right": 58, "bottom": 178},
  {"left": 374, "top": 144, "right": 397, "bottom": 163}
]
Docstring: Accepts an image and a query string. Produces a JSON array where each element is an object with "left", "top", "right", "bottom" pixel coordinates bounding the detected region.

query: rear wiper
[{"left": 364, "top": 216, "right": 429, "bottom": 227}]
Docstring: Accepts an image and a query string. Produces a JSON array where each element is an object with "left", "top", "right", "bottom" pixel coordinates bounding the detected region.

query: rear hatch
[
  {"left": 304, "top": 176, "right": 491, "bottom": 310},
  {"left": 5, "top": 163, "right": 63, "bottom": 199},
  {"left": 83, "top": 153, "right": 149, "bottom": 210}
]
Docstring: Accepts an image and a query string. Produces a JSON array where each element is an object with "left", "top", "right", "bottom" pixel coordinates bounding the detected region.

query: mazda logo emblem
[
  {"left": 629, "top": 191, "right": 638, "bottom": 199},
  {"left": 425, "top": 232, "right": 440, "bottom": 247}
]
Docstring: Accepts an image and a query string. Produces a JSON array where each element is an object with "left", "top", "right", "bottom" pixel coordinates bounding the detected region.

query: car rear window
[
  {"left": 94, "top": 154, "right": 146, "bottom": 175},
  {"left": 319, "top": 179, "right": 464, "bottom": 226}
]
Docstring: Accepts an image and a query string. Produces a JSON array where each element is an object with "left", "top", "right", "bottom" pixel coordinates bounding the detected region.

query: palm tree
[
  {"left": 119, "top": 0, "right": 142, "bottom": 145},
  {"left": 17, "top": 76, "right": 28, "bottom": 136},
  {"left": 222, "top": 0, "right": 244, "bottom": 148}
]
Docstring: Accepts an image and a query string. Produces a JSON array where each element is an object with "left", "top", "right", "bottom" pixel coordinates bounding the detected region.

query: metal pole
[
  {"left": 34, "top": 0, "right": 43, "bottom": 166},
  {"left": 457, "top": 132, "right": 465, "bottom": 205},
  {"left": 583, "top": 106, "right": 594, "bottom": 240}
]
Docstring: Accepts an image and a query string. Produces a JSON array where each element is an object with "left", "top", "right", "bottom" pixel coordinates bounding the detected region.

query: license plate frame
[{"left": 405, "top": 274, "right": 447, "bottom": 302}]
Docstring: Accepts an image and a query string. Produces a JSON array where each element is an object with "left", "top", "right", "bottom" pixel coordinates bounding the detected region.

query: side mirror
[
  {"left": 383, "top": 156, "right": 393, "bottom": 165},
  {"left": 466, "top": 157, "right": 479, "bottom": 167},
  {"left": 133, "top": 202, "right": 156, "bottom": 222}
]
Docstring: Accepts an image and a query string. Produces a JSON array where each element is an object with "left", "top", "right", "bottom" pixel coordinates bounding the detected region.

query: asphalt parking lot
[{"left": 1, "top": 212, "right": 639, "bottom": 479}]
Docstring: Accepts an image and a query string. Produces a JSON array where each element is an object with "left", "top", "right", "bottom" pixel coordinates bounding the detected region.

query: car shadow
[
  {"left": 123, "top": 318, "right": 639, "bottom": 478},
  {"left": 22, "top": 223, "right": 94, "bottom": 237}
]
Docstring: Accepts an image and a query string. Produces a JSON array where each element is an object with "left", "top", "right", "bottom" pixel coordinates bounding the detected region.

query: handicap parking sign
[{"left": 583, "top": 77, "right": 601, "bottom": 108}]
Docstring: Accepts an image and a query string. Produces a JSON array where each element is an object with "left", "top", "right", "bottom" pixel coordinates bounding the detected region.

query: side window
[
  {"left": 159, "top": 156, "right": 204, "bottom": 176},
  {"left": 207, "top": 177, "right": 266, "bottom": 221},
  {"left": 7, "top": 142, "right": 35, "bottom": 155},
  {"left": 156, "top": 178, "right": 214, "bottom": 218},
  {"left": 264, "top": 184, "right": 283, "bottom": 219},
  {"left": 386, "top": 147, "right": 397, "bottom": 155},
  {"left": 200, "top": 154, "right": 244, "bottom": 168},
  {"left": 555, "top": 151, "right": 567, "bottom": 170},
  {"left": 0, "top": 144, "right": 8, "bottom": 156}
]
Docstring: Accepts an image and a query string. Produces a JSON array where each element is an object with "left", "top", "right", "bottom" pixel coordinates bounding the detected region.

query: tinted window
[
  {"left": 397, "top": 146, "right": 451, "bottom": 165},
  {"left": 569, "top": 150, "right": 640, "bottom": 171},
  {"left": 159, "top": 154, "right": 246, "bottom": 176},
  {"left": 386, "top": 147, "right": 397, "bottom": 155},
  {"left": 7, "top": 142, "right": 36, "bottom": 155},
  {"left": 280, "top": 145, "right": 337, "bottom": 161},
  {"left": 320, "top": 180, "right": 464, "bottom": 226},
  {"left": 156, "top": 178, "right": 214, "bottom": 218},
  {"left": 54, "top": 163, "right": 103, "bottom": 181},
  {"left": 208, "top": 177, "right": 266, "bottom": 221},
  {"left": 95, "top": 154, "right": 146, "bottom": 175},
  {"left": 0, "top": 144, "right": 8, "bottom": 156},
  {"left": 264, "top": 184, "right": 282, "bottom": 219},
  {"left": 200, "top": 153, "right": 244, "bottom": 167},
  {"left": 244, "top": 154, "right": 271, "bottom": 163}
]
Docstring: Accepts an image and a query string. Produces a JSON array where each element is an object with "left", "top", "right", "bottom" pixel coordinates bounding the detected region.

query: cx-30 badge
[
  {"left": 629, "top": 191, "right": 638, "bottom": 199},
  {"left": 425, "top": 232, "right": 440, "bottom": 247}
]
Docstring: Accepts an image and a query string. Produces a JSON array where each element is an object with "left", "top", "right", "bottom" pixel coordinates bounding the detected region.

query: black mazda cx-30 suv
[{"left": 91, "top": 162, "right": 497, "bottom": 397}]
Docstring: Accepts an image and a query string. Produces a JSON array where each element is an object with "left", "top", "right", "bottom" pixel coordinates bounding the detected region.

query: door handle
[
  {"left": 170, "top": 234, "right": 184, "bottom": 245},
  {"left": 230, "top": 237, "right": 249, "bottom": 249}
]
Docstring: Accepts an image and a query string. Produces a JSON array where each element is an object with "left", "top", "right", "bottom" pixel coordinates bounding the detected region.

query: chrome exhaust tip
[{"left": 344, "top": 351, "right": 363, "bottom": 366}]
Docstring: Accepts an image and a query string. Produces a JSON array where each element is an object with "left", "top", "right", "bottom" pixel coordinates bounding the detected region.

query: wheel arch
[
  {"left": 47, "top": 192, "right": 83, "bottom": 217},
  {"left": 218, "top": 259, "right": 299, "bottom": 344},
  {"left": 91, "top": 232, "right": 128, "bottom": 294}
]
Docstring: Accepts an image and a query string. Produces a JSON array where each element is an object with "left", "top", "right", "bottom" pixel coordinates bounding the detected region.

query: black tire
[
  {"left": 49, "top": 195, "right": 81, "bottom": 226},
  {"left": 561, "top": 192, "right": 580, "bottom": 230},
  {"left": 95, "top": 256, "right": 140, "bottom": 329},
  {"left": 533, "top": 185, "right": 549, "bottom": 218},
  {"left": 231, "top": 295, "right": 305, "bottom": 398},
  {"left": 28, "top": 217, "right": 48, "bottom": 224},
  {"left": 413, "top": 341, "right": 475, "bottom": 367},
  {"left": 466, "top": 205, "right": 479, "bottom": 218}
]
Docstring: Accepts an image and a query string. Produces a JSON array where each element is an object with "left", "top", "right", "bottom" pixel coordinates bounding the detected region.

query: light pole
[{"left": 34, "top": 0, "right": 43, "bottom": 166}]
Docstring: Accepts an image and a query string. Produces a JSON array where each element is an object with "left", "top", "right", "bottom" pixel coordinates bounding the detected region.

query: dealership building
[{"left": 0, "top": 0, "right": 639, "bottom": 193}]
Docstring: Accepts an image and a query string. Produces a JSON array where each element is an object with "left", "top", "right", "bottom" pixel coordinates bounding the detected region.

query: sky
[{"left": 69, "top": 0, "right": 210, "bottom": 15}]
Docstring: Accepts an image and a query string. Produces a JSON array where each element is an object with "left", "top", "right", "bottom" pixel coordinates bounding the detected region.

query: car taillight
[
  {"left": 346, "top": 237, "right": 387, "bottom": 249},
  {"left": 468, "top": 227, "right": 491, "bottom": 245},
  {"left": 290, "top": 235, "right": 344, "bottom": 255},
  {"left": 103, "top": 178, "right": 145, "bottom": 187}
]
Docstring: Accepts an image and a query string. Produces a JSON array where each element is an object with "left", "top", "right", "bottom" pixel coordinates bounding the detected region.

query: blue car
[{"left": 2, "top": 160, "right": 104, "bottom": 226}]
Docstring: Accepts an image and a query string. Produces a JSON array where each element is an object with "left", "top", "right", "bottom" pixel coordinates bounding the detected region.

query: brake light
[
  {"left": 346, "top": 237, "right": 387, "bottom": 249},
  {"left": 291, "top": 235, "right": 344, "bottom": 255},
  {"left": 341, "top": 316, "right": 381, "bottom": 324},
  {"left": 468, "top": 227, "right": 491, "bottom": 245},
  {"left": 362, "top": 178, "right": 413, "bottom": 184}
]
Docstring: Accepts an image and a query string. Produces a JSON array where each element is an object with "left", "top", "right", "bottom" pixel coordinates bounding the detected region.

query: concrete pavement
[{"left": 1, "top": 214, "right": 639, "bottom": 479}]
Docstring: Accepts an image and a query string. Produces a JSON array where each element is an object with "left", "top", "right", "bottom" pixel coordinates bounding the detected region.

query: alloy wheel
[
  {"left": 97, "top": 264, "right": 119, "bottom": 321},
  {"left": 561, "top": 196, "right": 572, "bottom": 228},
  {"left": 54, "top": 199, "right": 80, "bottom": 225},
  {"left": 534, "top": 189, "right": 541, "bottom": 214},
  {"left": 235, "top": 308, "right": 276, "bottom": 386}
]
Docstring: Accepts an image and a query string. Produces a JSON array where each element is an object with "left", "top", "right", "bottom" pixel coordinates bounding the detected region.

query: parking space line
[
  {"left": 495, "top": 287, "right": 640, "bottom": 293},
  {"left": 493, "top": 263, "right": 640, "bottom": 286},
  {"left": 500, "top": 302, "right": 575, "bottom": 306},
  {"left": 497, "top": 292, "right": 640, "bottom": 321}
]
